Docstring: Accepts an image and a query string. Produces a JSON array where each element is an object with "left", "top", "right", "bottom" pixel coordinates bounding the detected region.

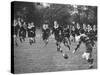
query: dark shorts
[
  {"left": 56, "top": 35, "right": 63, "bottom": 42},
  {"left": 42, "top": 33, "right": 49, "bottom": 40}
]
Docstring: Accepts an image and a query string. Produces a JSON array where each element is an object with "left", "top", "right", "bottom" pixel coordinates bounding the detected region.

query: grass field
[{"left": 14, "top": 30, "right": 97, "bottom": 74}]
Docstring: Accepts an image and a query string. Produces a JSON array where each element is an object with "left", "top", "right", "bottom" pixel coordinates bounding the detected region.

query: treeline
[{"left": 13, "top": 1, "right": 97, "bottom": 28}]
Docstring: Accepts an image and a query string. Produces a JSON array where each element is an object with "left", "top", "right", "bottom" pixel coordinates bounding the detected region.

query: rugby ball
[{"left": 63, "top": 53, "right": 69, "bottom": 59}]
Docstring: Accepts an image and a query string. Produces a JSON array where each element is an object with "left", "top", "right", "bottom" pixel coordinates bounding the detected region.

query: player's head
[
  {"left": 21, "top": 18, "right": 24, "bottom": 23},
  {"left": 93, "top": 25, "right": 96, "bottom": 31},
  {"left": 43, "top": 24, "right": 47, "bottom": 29},
  {"left": 54, "top": 21, "right": 59, "bottom": 28},
  {"left": 87, "top": 24, "right": 91, "bottom": 32},
  {"left": 54, "top": 21, "right": 57, "bottom": 25},
  {"left": 77, "top": 23, "right": 80, "bottom": 29},
  {"left": 83, "top": 23, "right": 86, "bottom": 30},
  {"left": 72, "top": 21, "right": 75, "bottom": 24},
  {"left": 31, "top": 22, "right": 35, "bottom": 27},
  {"left": 13, "top": 19, "right": 17, "bottom": 26},
  {"left": 23, "top": 22, "right": 26, "bottom": 26},
  {"left": 72, "top": 26, "right": 75, "bottom": 30}
]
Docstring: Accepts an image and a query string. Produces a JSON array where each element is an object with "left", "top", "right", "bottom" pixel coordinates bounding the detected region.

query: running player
[
  {"left": 63, "top": 25, "right": 70, "bottom": 50},
  {"left": 19, "top": 22, "right": 26, "bottom": 43},
  {"left": 42, "top": 23, "right": 50, "bottom": 46},
  {"left": 53, "top": 21, "right": 63, "bottom": 52},
  {"left": 13, "top": 19, "right": 20, "bottom": 46},
  {"left": 73, "top": 30, "right": 94, "bottom": 69},
  {"left": 27, "top": 22, "right": 36, "bottom": 45}
]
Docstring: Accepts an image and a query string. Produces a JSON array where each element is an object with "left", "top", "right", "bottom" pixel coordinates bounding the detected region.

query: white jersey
[{"left": 75, "top": 34, "right": 86, "bottom": 42}]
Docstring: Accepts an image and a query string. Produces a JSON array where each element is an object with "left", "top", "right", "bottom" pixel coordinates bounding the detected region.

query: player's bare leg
[
  {"left": 33, "top": 37, "right": 36, "bottom": 43},
  {"left": 56, "top": 41, "right": 63, "bottom": 53},
  {"left": 64, "top": 41, "right": 70, "bottom": 50}
]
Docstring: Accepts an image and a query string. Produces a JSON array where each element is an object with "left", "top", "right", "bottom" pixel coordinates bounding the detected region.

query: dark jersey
[
  {"left": 53, "top": 26, "right": 63, "bottom": 42},
  {"left": 19, "top": 26, "right": 26, "bottom": 37},
  {"left": 53, "top": 27, "right": 63, "bottom": 36},
  {"left": 42, "top": 28, "right": 50, "bottom": 34},
  {"left": 87, "top": 30, "right": 95, "bottom": 40},
  {"left": 92, "top": 30, "right": 97, "bottom": 38},
  {"left": 63, "top": 28, "right": 70, "bottom": 38},
  {"left": 75, "top": 28, "right": 80, "bottom": 36},
  {"left": 42, "top": 28, "right": 50, "bottom": 40},
  {"left": 87, "top": 30, "right": 97, "bottom": 44},
  {"left": 27, "top": 26, "right": 36, "bottom": 37}
]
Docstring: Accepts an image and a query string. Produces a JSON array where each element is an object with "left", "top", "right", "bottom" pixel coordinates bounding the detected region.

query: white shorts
[{"left": 82, "top": 52, "right": 90, "bottom": 60}]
